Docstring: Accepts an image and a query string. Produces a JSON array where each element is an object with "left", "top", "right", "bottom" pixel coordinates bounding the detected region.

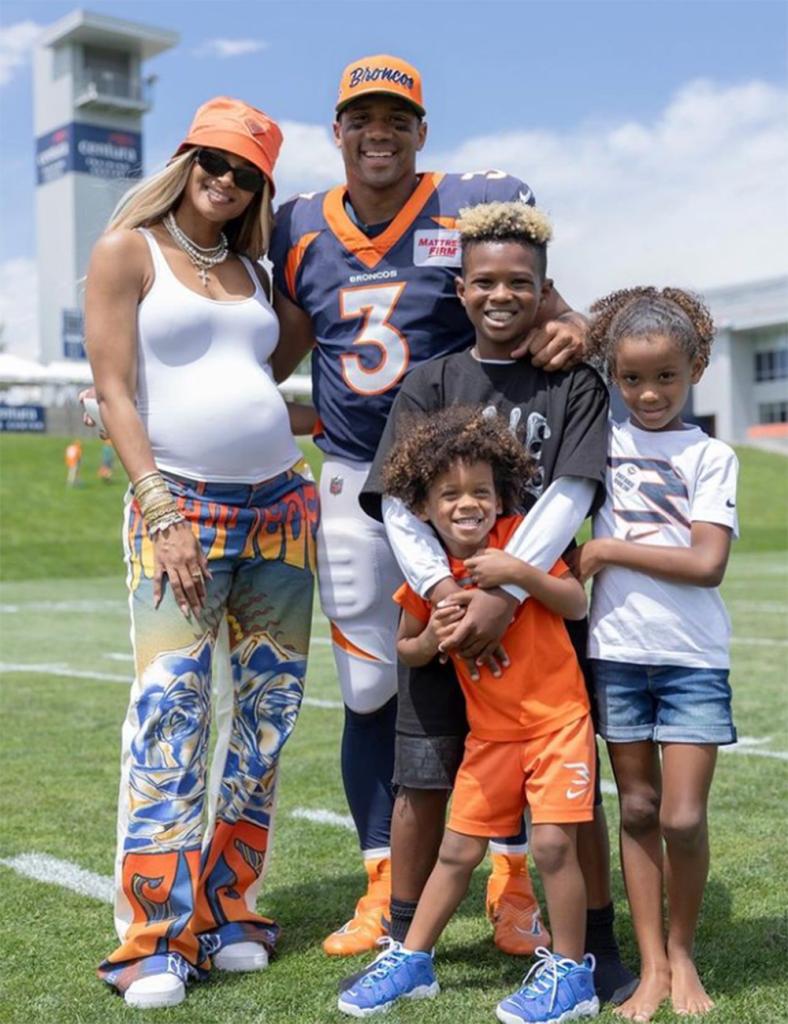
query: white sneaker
[
  {"left": 124, "top": 973, "right": 185, "bottom": 1009},
  {"left": 213, "top": 941, "right": 269, "bottom": 972}
]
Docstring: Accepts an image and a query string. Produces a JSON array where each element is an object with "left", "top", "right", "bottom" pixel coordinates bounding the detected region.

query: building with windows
[
  {"left": 692, "top": 276, "right": 788, "bottom": 443},
  {"left": 33, "top": 10, "right": 177, "bottom": 363}
]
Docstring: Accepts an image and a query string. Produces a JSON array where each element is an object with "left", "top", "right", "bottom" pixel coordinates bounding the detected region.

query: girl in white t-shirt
[{"left": 566, "top": 287, "right": 738, "bottom": 1023}]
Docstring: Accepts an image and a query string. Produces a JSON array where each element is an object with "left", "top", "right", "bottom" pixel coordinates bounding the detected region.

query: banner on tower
[{"left": 36, "top": 123, "right": 143, "bottom": 185}]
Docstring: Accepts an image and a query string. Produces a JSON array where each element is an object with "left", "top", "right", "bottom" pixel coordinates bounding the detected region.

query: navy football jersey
[{"left": 270, "top": 171, "right": 534, "bottom": 462}]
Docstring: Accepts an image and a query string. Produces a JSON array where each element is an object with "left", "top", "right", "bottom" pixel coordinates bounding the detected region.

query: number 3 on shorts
[{"left": 339, "top": 283, "right": 409, "bottom": 395}]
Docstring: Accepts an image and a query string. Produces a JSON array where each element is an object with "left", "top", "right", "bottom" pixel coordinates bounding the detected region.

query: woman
[{"left": 85, "top": 97, "right": 319, "bottom": 1009}]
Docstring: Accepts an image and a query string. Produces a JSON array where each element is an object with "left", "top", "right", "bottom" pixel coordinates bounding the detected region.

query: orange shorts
[{"left": 447, "top": 715, "right": 596, "bottom": 836}]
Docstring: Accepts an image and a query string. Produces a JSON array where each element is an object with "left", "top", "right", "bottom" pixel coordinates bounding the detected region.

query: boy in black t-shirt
[{"left": 355, "top": 202, "right": 634, "bottom": 1007}]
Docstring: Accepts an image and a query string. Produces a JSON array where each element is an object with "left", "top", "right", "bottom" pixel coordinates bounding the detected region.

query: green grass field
[{"left": 1, "top": 436, "right": 786, "bottom": 1024}]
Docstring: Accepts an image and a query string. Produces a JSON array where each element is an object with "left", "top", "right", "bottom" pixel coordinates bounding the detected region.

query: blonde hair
[
  {"left": 107, "top": 149, "right": 273, "bottom": 259},
  {"left": 458, "top": 201, "right": 553, "bottom": 245}
]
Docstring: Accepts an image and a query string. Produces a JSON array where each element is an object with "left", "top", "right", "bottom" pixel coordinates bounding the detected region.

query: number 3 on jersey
[{"left": 339, "top": 283, "right": 409, "bottom": 396}]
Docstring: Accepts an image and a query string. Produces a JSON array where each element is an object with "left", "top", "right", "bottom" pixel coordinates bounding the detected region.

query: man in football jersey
[{"left": 268, "top": 55, "right": 596, "bottom": 961}]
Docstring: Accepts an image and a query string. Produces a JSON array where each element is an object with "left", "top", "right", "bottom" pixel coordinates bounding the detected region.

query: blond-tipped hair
[
  {"left": 107, "top": 149, "right": 273, "bottom": 259},
  {"left": 457, "top": 201, "right": 553, "bottom": 246}
]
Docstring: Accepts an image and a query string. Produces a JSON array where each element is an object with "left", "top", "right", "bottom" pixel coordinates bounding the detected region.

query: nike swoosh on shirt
[
  {"left": 566, "top": 788, "right": 589, "bottom": 800},
  {"left": 726, "top": 499, "right": 736, "bottom": 508},
  {"left": 625, "top": 527, "right": 660, "bottom": 542}
]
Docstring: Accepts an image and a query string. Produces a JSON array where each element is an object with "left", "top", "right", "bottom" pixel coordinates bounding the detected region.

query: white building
[
  {"left": 694, "top": 276, "right": 788, "bottom": 443},
  {"left": 33, "top": 10, "right": 177, "bottom": 363}
]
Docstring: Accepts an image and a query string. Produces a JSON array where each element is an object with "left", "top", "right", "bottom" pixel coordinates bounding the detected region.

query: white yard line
[
  {"left": 0, "top": 661, "right": 342, "bottom": 709},
  {"left": 0, "top": 600, "right": 126, "bottom": 614},
  {"left": 0, "top": 805, "right": 355, "bottom": 902},
  {"left": 728, "top": 602, "right": 788, "bottom": 613},
  {"left": 730, "top": 637, "right": 788, "bottom": 647},
  {"left": 723, "top": 744, "right": 788, "bottom": 761},
  {"left": 0, "top": 853, "right": 113, "bottom": 904},
  {"left": 0, "top": 661, "right": 130, "bottom": 683},
  {"left": 290, "top": 808, "right": 355, "bottom": 830}
]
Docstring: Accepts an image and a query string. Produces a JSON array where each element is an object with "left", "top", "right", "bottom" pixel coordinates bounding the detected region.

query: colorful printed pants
[{"left": 98, "top": 462, "right": 319, "bottom": 993}]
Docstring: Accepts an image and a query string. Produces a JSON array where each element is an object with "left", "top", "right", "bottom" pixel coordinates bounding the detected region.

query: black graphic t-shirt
[{"left": 361, "top": 348, "right": 609, "bottom": 521}]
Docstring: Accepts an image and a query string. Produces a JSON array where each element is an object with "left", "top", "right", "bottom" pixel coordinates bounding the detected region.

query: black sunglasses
[{"left": 195, "top": 148, "right": 265, "bottom": 193}]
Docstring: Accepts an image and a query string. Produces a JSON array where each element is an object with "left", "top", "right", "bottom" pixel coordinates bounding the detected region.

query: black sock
[
  {"left": 586, "top": 902, "right": 637, "bottom": 1005},
  {"left": 389, "top": 898, "right": 419, "bottom": 943}
]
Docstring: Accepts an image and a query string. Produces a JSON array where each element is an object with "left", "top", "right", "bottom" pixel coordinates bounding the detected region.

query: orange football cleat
[
  {"left": 323, "top": 855, "right": 391, "bottom": 956},
  {"left": 486, "top": 852, "right": 551, "bottom": 956}
]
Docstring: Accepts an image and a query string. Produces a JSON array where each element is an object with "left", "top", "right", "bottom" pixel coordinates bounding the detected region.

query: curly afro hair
[
  {"left": 382, "top": 406, "right": 536, "bottom": 515},
  {"left": 587, "top": 286, "right": 716, "bottom": 379}
]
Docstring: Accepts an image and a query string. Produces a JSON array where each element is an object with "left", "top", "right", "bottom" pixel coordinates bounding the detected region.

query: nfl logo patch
[{"left": 330, "top": 476, "right": 344, "bottom": 495}]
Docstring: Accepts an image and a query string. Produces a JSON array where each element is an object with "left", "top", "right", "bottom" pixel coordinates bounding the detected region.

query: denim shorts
[{"left": 591, "top": 659, "right": 737, "bottom": 746}]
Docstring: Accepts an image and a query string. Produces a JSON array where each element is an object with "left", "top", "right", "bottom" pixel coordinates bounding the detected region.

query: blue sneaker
[
  {"left": 496, "top": 947, "right": 599, "bottom": 1024},
  {"left": 338, "top": 938, "right": 401, "bottom": 994},
  {"left": 337, "top": 946, "right": 439, "bottom": 1017}
]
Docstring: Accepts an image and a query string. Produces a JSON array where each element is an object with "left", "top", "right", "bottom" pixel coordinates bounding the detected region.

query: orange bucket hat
[
  {"left": 335, "top": 55, "right": 425, "bottom": 117},
  {"left": 175, "top": 97, "right": 283, "bottom": 193}
]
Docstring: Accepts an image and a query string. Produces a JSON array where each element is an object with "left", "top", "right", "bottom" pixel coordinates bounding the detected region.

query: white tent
[
  {"left": 0, "top": 350, "right": 312, "bottom": 399},
  {"left": 42, "top": 360, "right": 94, "bottom": 385},
  {"left": 0, "top": 353, "right": 48, "bottom": 384}
]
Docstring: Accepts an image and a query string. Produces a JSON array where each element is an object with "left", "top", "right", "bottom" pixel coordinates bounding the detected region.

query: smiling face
[
  {"left": 333, "top": 95, "right": 426, "bottom": 192},
  {"left": 613, "top": 332, "right": 704, "bottom": 431},
  {"left": 420, "top": 459, "right": 501, "bottom": 558},
  {"left": 456, "top": 241, "right": 549, "bottom": 358},
  {"left": 183, "top": 147, "right": 259, "bottom": 224}
]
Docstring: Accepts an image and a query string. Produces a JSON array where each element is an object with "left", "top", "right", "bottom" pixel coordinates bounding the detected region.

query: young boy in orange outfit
[{"left": 339, "top": 406, "right": 599, "bottom": 1023}]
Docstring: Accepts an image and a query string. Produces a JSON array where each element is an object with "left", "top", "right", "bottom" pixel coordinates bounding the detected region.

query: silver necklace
[{"left": 163, "top": 212, "right": 229, "bottom": 287}]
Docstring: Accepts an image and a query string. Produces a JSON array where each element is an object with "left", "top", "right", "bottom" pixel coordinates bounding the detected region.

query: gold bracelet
[
  {"left": 139, "top": 491, "right": 173, "bottom": 510},
  {"left": 136, "top": 482, "right": 174, "bottom": 517},
  {"left": 144, "top": 498, "right": 180, "bottom": 522},
  {"left": 134, "top": 478, "right": 169, "bottom": 500},
  {"left": 133, "top": 471, "right": 162, "bottom": 491},
  {"left": 148, "top": 510, "right": 186, "bottom": 535},
  {"left": 139, "top": 497, "right": 175, "bottom": 520}
]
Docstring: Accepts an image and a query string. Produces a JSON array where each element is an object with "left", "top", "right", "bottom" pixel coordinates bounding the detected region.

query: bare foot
[
  {"left": 670, "top": 952, "right": 714, "bottom": 1015},
  {"left": 613, "top": 968, "right": 671, "bottom": 1022}
]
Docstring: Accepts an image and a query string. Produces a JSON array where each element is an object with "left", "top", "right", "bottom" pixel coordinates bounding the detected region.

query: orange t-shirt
[{"left": 394, "top": 515, "right": 590, "bottom": 742}]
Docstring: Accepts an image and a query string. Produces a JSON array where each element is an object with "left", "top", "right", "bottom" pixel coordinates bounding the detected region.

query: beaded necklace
[{"left": 163, "top": 211, "right": 229, "bottom": 287}]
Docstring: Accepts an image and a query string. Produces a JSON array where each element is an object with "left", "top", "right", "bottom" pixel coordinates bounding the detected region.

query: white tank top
[{"left": 136, "top": 229, "right": 301, "bottom": 483}]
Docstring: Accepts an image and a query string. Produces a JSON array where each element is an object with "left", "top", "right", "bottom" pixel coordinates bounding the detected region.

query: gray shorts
[{"left": 393, "top": 732, "right": 465, "bottom": 790}]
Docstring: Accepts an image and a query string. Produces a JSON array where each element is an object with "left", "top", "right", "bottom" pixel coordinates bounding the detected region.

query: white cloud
[
  {"left": 0, "top": 20, "right": 41, "bottom": 87},
  {"left": 0, "top": 258, "right": 39, "bottom": 359},
  {"left": 192, "top": 38, "right": 267, "bottom": 59},
  {"left": 430, "top": 79, "right": 788, "bottom": 306},
  {"left": 275, "top": 120, "right": 344, "bottom": 199}
]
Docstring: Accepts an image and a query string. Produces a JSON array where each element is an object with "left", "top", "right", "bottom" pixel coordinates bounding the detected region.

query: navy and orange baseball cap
[
  {"left": 335, "top": 55, "right": 425, "bottom": 117},
  {"left": 175, "top": 97, "right": 283, "bottom": 193}
]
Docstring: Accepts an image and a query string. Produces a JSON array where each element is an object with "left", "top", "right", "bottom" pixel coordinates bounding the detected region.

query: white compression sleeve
[
  {"left": 382, "top": 495, "right": 451, "bottom": 597},
  {"left": 500, "top": 477, "right": 597, "bottom": 602}
]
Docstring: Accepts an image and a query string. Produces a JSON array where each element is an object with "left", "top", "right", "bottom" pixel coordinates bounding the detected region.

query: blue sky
[{"left": 1, "top": 0, "right": 786, "bottom": 354}]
